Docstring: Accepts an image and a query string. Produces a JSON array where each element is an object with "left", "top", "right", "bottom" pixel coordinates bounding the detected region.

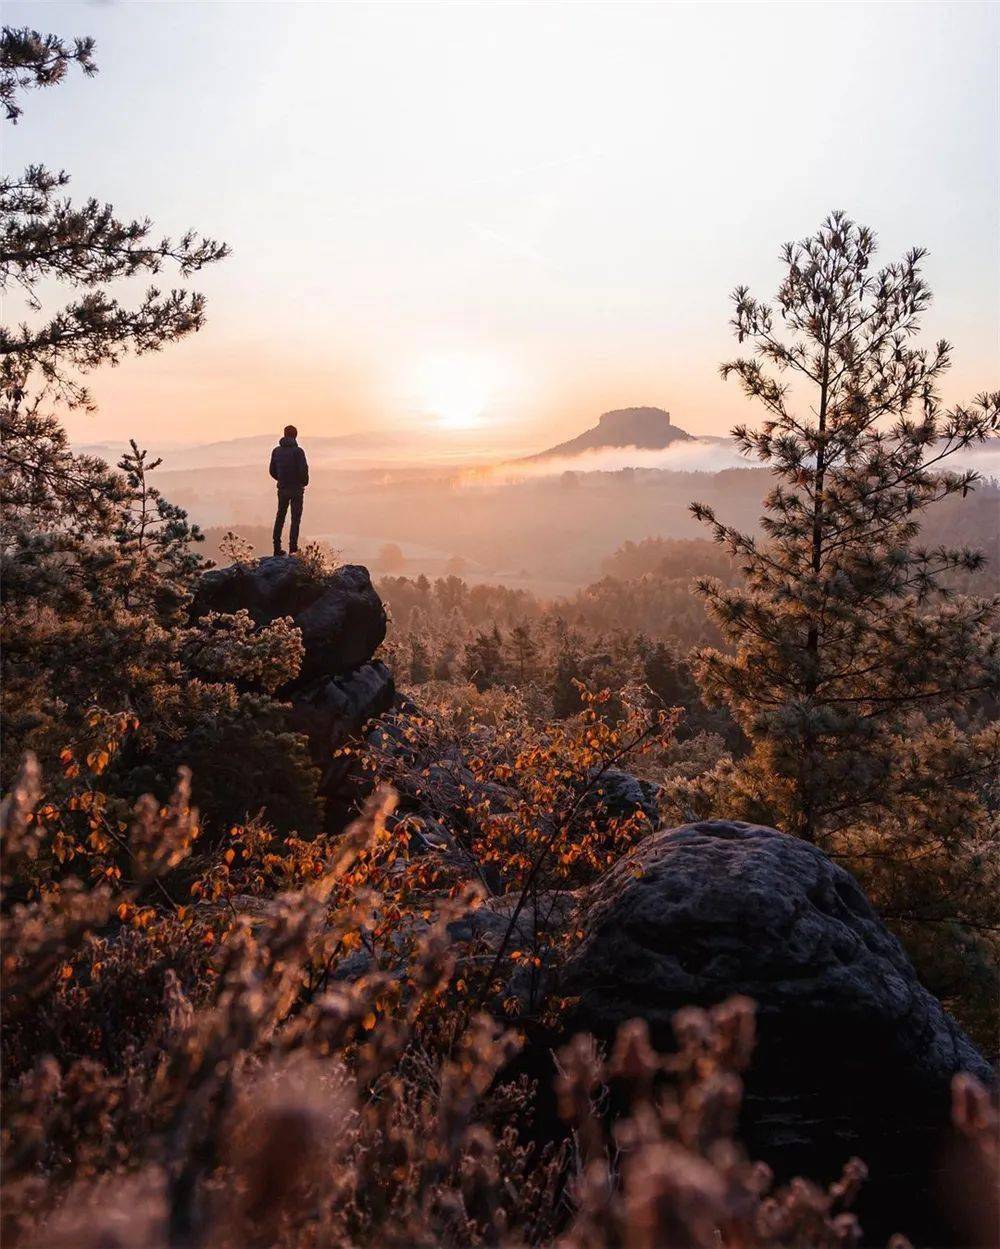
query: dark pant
[{"left": 273, "top": 487, "right": 304, "bottom": 552}]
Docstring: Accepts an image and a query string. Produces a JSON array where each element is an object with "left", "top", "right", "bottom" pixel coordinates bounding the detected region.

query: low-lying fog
[{"left": 75, "top": 432, "right": 999, "bottom": 593}]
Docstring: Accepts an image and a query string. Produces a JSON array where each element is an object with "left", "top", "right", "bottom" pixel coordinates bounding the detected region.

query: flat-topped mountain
[{"left": 526, "top": 406, "right": 693, "bottom": 461}]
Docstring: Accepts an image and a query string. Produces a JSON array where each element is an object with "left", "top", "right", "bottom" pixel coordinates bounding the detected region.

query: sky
[{"left": 6, "top": 0, "right": 999, "bottom": 452}]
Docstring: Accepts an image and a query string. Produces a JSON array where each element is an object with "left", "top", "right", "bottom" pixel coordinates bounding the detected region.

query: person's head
[{"left": 283, "top": 424, "right": 298, "bottom": 440}]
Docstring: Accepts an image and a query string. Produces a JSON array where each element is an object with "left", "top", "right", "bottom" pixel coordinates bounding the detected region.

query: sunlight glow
[
  {"left": 9, "top": 1, "right": 993, "bottom": 446},
  {"left": 413, "top": 354, "right": 499, "bottom": 429}
]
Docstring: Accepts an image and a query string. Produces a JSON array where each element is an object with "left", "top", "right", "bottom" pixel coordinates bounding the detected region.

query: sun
[{"left": 413, "top": 354, "right": 497, "bottom": 429}]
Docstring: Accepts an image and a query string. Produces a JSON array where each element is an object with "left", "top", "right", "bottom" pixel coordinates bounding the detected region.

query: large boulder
[
  {"left": 583, "top": 767, "right": 660, "bottom": 826},
  {"left": 192, "top": 557, "right": 387, "bottom": 683},
  {"left": 191, "top": 557, "right": 393, "bottom": 829},
  {"left": 560, "top": 820, "right": 993, "bottom": 1244},
  {"left": 288, "top": 660, "right": 395, "bottom": 827},
  {"left": 287, "top": 661, "right": 396, "bottom": 759}
]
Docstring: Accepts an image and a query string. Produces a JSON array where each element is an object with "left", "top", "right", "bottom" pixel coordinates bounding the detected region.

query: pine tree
[
  {"left": 433, "top": 638, "right": 458, "bottom": 682},
  {"left": 463, "top": 626, "right": 506, "bottom": 692},
  {"left": 1, "top": 24, "right": 228, "bottom": 517},
  {"left": 114, "top": 440, "right": 208, "bottom": 611},
  {"left": 1, "top": 26, "right": 95, "bottom": 123},
  {"left": 641, "top": 640, "right": 694, "bottom": 710},
  {"left": 378, "top": 542, "right": 406, "bottom": 573},
  {"left": 434, "top": 575, "right": 468, "bottom": 615},
  {"left": 507, "top": 621, "right": 538, "bottom": 685},
  {"left": 551, "top": 653, "right": 584, "bottom": 719},
  {"left": 691, "top": 212, "right": 1000, "bottom": 844},
  {"left": 408, "top": 635, "right": 432, "bottom": 685}
]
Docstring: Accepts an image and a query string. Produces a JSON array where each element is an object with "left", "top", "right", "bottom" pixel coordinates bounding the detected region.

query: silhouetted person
[{"left": 269, "top": 424, "right": 309, "bottom": 555}]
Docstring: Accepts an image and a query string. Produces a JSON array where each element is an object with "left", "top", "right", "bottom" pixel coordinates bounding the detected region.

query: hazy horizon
[{"left": 7, "top": 1, "right": 999, "bottom": 450}]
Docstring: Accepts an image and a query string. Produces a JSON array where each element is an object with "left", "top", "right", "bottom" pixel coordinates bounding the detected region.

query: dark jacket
[{"left": 269, "top": 436, "right": 309, "bottom": 489}]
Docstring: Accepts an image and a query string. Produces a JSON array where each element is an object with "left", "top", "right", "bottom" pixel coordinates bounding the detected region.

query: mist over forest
[{"left": 77, "top": 431, "right": 1000, "bottom": 592}]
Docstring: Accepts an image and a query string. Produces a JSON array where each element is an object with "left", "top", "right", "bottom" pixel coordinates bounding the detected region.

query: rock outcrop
[
  {"left": 525, "top": 406, "right": 693, "bottom": 461},
  {"left": 559, "top": 819, "right": 992, "bottom": 1244},
  {"left": 583, "top": 767, "right": 660, "bottom": 826},
  {"left": 193, "top": 558, "right": 388, "bottom": 684},
  {"left": 192, "top": 557, "right": 394, "bottom": 825}
]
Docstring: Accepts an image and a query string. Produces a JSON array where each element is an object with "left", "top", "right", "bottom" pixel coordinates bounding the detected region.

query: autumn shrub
[
  {"left": 363, "top": 684, "right": 674, "bottom": 886},
  {"left": 12, "top": 751, "right": 995, "bottom": 1249}
]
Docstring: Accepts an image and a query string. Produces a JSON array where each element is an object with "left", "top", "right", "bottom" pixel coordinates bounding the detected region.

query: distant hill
[
  {"left": 76, "top": 426, "right": 535, "bottom": 471},
  {"left": 73, "top": 432, "right": 385, "bottom": 471},
  {"left": 525, "top": 407, "right": 694, "bottom": 461}
]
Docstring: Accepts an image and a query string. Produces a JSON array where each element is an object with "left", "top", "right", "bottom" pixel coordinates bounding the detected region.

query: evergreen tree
[
  {"left": 691, "top": 212, "right": 999, "bottom": 843},
  {"left": 1, "top": 25, "right": 95, "bottom": 123},
  {"left": 641, "top": 640, "right": 694, "bottom": 710},
  {"left": 378, "top": 542, "right": 406, "bottom": 572},
  {"left": 686, "top": 215, "right": 1000, "bottom": 1038},
  {"left": 407, "top": 604, "right": 429, "bottom": 634},
  {"left": 114, "top": 441, "right": 209, "bottom": 611},
  {"left": 0, "top": 24, "right": 228, "bottom": 519},
  {"left": 463, "top": 626, "right": 506, "bottom": 692},
  {"left": 506, "top": 621, "right": 538, "bottom": 685},
  {"left": 433, "top": 638, "right": 458, "bottom": 682},
  {"left": 434, "top": 575, "right": 468, "bottom": 615},
  {"left": 551, "top": 652, "right": 584, "bottom": 719},
  {"left": 408, "top": 634, "right": 432, "bottom": 685},
  {"left": 0, "top": 28, "right": 320, "bottom": 832}
]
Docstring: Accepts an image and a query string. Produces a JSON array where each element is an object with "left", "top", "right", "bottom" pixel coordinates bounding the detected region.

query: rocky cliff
[
  {"left": 526, "top": 406, "right": 693, "bottom": 460},
  {"left": 192, "top": 557, "right": 394, "bottom": 826}
]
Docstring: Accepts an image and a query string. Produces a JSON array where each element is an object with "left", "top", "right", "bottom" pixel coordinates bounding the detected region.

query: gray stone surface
[
  {"left": 583, "top": 767, "right": 660, "bottom": 827},
  {"left": 287, "top": 661, "right": 395, "bottom": 758},
  {"left": 560, "top": 819, "right": 993, "bottom": 1243}
]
